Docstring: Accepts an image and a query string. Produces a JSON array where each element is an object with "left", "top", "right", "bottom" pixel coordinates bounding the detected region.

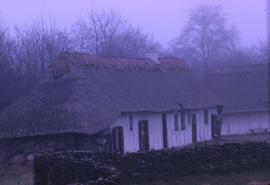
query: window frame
[
  {"left": 217, "top": 105, "right": 223, "bottom": 114},
  {"left": 129, "top": 114, "right": 133, "bottom": 131},
  {"left": 173, "top": 112, "right": 179, "bottom": 131},
  {"left": 180, "top": 111, "right": 186, "bottom": 130},
  {"left": 187, "top": 110, "right": 191, "bottom": 124},
  {"left": 204, "top": 109, "right": 209, "bottom": 124}
]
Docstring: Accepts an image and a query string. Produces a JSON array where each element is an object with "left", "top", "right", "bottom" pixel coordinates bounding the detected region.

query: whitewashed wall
[
  {"left": 221, "top": 111, "right": 270, "bottom": 136},
  {"left": 111, "top": 113, "right": 163, "bottom": 153},
  {"left": 166, "top": 108, "right": 216, "bottom": 147},
  {"left": 111, "top": 107, "right": 217, "bottom": 153},
  {"left": 166, "top": 112, "right": 192, "bottom": 147},
  {"left": 194, "top": 108, "right": 217, "bottom": 142}
]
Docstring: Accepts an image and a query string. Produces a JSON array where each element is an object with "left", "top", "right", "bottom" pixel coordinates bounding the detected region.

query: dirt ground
[
  {"left": 0, "top": 165, "right": 33, "bottom": 185},
  {"left": 127, "top": 169, "right": 270, "bottom": 185},
  {"left": 220, "top": 134, "right": 270, "bottom": 144},
  {"left": 1, "top": 165, "right": 269, "bottom": 185}
]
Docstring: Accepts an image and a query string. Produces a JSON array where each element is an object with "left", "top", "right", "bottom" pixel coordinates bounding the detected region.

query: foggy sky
[{"left": 0, "top": 0, "right": 267, "bottom": 47}]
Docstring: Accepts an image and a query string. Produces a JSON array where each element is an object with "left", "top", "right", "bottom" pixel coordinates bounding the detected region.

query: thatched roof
[
  {"left": 205, "top": 63, "right": 270, "bottom": 114},
  {"left": 0, "top": 53, "right": 222, "bottom": 138}
]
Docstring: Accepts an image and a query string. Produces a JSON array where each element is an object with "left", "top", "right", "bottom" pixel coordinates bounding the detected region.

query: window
[
  {"left": 174, "top": 112, "right": 179, "bottom": 131},
  {"left": 204, "top": 109, "right": 209, "bottom": 124},
  {"left": 129, "top": 114, "right": 133, "bottom": 131},
  {"left": 187, "top": 110, "right": 191, "bottom": 124},
  {"left": 181, "top": 111, "right": 186, "bottom": 130},
  {"left": 217, "top": 105, "right": 223, "bottom": 114}
]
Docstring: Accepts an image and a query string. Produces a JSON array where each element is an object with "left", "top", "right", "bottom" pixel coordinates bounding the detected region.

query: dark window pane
[
  {"left": 217, "top": 105, "right": 223, "bottom": 114},
  {"left": 129, "top": 114, "right": 133, "bottom": 130},
  {"left": 204, "top": 109, "right": 209, "bottom": 124},
  {"left": 188, "top": 110, "right": 191, "bottom": 124},
  {"left": 174, "top": 113, "right": 179, "bottom": 131},
  {"left": 181, "top": 111, "right": 186, "bottom": 130}
]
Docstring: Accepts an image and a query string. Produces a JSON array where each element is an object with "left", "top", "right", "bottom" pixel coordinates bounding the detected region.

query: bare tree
[
  {"left": 230, "top": 42, "right": 270, "bottom": 65},
  {"left": 116, "top": 26, "right": 161, "bottom": 58},
  {"left": 14, "top": 20, "right": 73, "bottom": 89},
  {"left": 0, "top": 20, "right": 73, "bottom": 112},
  {"left": 0, "top": 23, "right": 13, "bottom": 66},
  {"left": 0, "top": 12, "right": 161, "bottom": 112},
  {"left": 72, "top": 10, "right": 160, "bottom": 58},
  {"left": 0, "top": 23, "right": 18, "bottom": 112},
  {"left": 252, "top": 41, "right": 270, "bottom": 63},
  {"left": 170, "top": 4, "right": 239, "bottom": 72}
]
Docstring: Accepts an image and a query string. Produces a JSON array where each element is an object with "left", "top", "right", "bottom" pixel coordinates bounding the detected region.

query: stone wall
[
  {"left": 0, "top": 133, "right": 104, "bottom": 166},
  {"left": 34, "top": 142, "right": 270, "bottom": 185}
]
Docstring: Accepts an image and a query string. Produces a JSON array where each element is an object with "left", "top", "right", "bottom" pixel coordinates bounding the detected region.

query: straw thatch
[
  {"left": 205, "top": 63, "right": 270, "bottom": 114},
  {"left": 0, "top": 53, "right": 222, "bottom": 138}
]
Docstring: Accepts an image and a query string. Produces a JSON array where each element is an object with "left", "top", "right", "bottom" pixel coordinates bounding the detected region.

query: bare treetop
[
  {"left": 72, "top": 10, "right": 161, "bottom": 58},
  {"left": 170, "top": 4, "right": 239, "bottom": 72}
]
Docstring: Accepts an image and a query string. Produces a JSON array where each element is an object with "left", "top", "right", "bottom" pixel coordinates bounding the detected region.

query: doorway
[
  {"left": 138, "top": 120, "right": 149, "bottom": 151},
  {"left": 191, "top": 114, "right": 197, "bottom": 144},
  {"left": 211, "top": 114, "right": 221, "bottom": 139},
  {"left": 112, "top": 127, "right": 124, "bottom": 153},
  {"left": 162, "top": 113, "right": 168, "bottom": 148}
]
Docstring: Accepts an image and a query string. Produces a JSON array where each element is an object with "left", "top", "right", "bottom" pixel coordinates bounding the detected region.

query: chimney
[{"left": 145, "top": 53, "right": 160, "bottom": 64}]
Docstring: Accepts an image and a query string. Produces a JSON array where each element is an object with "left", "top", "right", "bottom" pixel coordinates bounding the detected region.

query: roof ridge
[{"left": 49, "top": 53, "right": 191, "bottom": 78}]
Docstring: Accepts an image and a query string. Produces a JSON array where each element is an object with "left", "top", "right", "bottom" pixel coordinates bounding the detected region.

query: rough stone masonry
[{"left": 34, "top": 142, "right": 270, "bottom": 185}]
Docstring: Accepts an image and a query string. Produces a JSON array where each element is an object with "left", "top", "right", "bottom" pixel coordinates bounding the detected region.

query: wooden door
[
  {"left": 211, "top": 114, "right": 221, "bottom": 139},
  {"left": 162, "top": 113, "right": 168, "bottom": 148},
  {"left": 191, "top": 114, "right": 197, "bottom": 144},
  {"left": 138, "top": 120, "right": 149, "bottom": 151},
  {"left": 112, "top": 127, "right": 124, "bottom": 153},
  {"left": 104, "top": 133, "right": 113, "bottom": 153}
]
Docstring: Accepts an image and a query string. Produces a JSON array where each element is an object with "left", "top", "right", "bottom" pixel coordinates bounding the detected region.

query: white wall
[
  {"left": 194, "top": 108, "right": 217, "bottom": 142},
  {"left": 221, "top": 111, "right": 270, "bottom": 136},
  {"left": 111, "top": 113, "right": 163, "bottom": 153},
  {"left": 111, "top": 107, "right": 217, "bottom": 153},
  {"left": 166, "top": 112, "right": 192, "bottom": 147},
  {"left": 166, "top": 107, "right": 217, "bottom": 147}
]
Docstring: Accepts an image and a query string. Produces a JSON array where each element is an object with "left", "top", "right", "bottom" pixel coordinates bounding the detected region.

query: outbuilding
[{"left": 206, "top": 63, "right": 270, "bottom": 137}]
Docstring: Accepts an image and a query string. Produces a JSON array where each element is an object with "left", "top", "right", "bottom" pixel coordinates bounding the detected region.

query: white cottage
[
  {"left": 206, "top": 64, "right": 270, "bottom": 137},
  {"left": 96, "top": 56, "right": 223, "bottom": 153},
  {"left": 0, "top": 53, "right": 222, "bottom": 154},
  {"left": 111, "top": 108, "right": 219, "bottom": 153}
]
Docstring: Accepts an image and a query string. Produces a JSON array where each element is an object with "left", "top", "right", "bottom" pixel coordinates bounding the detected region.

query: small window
[
  {"left": 187, "top": 110, "right": 191, "bottom": 124},
  {"left": 174, "top": 112, "right": 179, "bottom": 131},
  {"left": 217, "top": 105, "right": 223, "bottom": 114},
  {"left": 129, "top": 114, "right": 133, "bottom": 130},
  {"left": 181, "top": 111, "right": 186, "bottom": 130},
  {"left": 204, "top": 109, "right": 209, "bottom": 124}
]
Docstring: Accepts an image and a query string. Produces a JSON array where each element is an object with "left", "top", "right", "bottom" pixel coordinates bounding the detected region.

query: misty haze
[{"left": 0, "top": 1, "right": 269, "bottom": 185}]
